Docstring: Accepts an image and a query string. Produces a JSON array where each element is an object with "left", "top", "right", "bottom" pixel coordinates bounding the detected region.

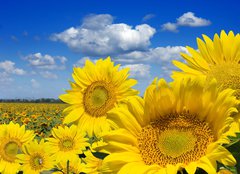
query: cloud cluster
[
  {"left": 121, "top": 64, "right": 151, "bottom": 79},
  {"left": 51, "top": 13, "right": 198, "bottom": 86},
  {"left": 23, "top": 53, "right": 68, "bottom": 80},
  {"left": 24, "top": 53, "right": 67, "bottom": 70},
  {"left": 116, "top": 46, "right": 187, "bottom": 79},
  {"left": 116, "top": 46, "right": 187, "bottom": 63},
  {"left": 0, "top": 60, "right": 26, "bottom": 84},
  {"left": 162, "top": 12, "right": 211, "bottom": 32},
  {"left": 0, "top": 60, "right": 26, "bottom": 75},
  {"left": 51, "top": 14, "right": 156, "bottom": 56}
]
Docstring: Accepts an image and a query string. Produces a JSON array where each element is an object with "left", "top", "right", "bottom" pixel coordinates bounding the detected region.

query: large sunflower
[
  {"left": 17, "top": 139, "right": 55, "bottom": 174},
  {"left": 172, "top": 30, "right": 240, "bottom": 99},
  {"left": 59, "top": 57, "right": 138, "bottom": 136},
  {"left": 0, "top": 122, "right": 34, "bottom": 174},
  {"left": 46, "top": 125, "right": 89, "bottom": 162},
  {"left": 96, "top": 77, "right": 239, "bottom": 174}
]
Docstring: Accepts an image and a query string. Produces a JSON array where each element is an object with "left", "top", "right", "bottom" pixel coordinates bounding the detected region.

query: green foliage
[{"left": 226, "top": 132, "right": 240, "bottom": 174}]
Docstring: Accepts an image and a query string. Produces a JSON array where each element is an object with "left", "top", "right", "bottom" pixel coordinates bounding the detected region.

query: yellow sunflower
[
  {"left": 46, "top": 125, "right": 89, "bottom": 162},
  {"left": 17, "top": 139, "right": 55, "bottom": 174},
  {"left": 59, "top": 57, "right": 138, "bottom": 136},
  {"left": 0, "top": 122, "right": 34, "bottom": 174},
  {"left": 96, "top": 77, "right": 239, "bottom": 174},
  {"left": 53, "top": 156, "right": 85, "bottom": 174},
  {"left": 172, "top": 30, "right": 240, "bottom": 99}
]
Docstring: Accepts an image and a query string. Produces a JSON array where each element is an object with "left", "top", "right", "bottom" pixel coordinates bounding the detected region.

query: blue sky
[{"left": 0, "top": 0, "right": 240, "bottom": 99}]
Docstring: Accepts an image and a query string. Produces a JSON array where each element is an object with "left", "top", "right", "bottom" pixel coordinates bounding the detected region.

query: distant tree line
[{"left": 0, "top": 98, "right": 64, "bottom": 103}]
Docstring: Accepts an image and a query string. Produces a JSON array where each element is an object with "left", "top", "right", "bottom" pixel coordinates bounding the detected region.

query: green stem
[{"left": 67, "top": 160, "right": 70, "bottom": 174}]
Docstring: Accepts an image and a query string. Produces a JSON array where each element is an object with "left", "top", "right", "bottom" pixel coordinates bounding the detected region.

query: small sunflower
[
  {"left": 96, "top": 77, "right": 239, "bottom": 174},
  {"left": 53, "top": 156, "right": 85, "bottom": 174},
  {"left": 59, "top": 57, "right": 138, "bottom": 136},
  {"left": 17, "top": 139, "right": 55, "bottom": 174},
  {"left": 0, "top": 122, "right": 34, "bottom": 174},
  {"left": 172, "top": 30, "right": 240, "bottom": 99},
  {"left": 46, "top": 125, "right": 89, "bottom": 162}
]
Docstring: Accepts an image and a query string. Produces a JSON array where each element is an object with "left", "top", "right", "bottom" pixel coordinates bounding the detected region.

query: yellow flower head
[
  {"left": 172, "top": 30, "right": 240, "bottom": 99},
  {"left": 46, "top": 125, "right": 89, "bottom": 163},
  {"left": 17, "top": 139, "right": 55, "bottom": 174},
  {"left": 2, "top": 113, "right": 9, "bottom": 119},
  {"left": 96, "top": 77, "right": 240, "bottom": 174},
  {"left": 59, "top": 57, "right": 138, "bottom": 136},
  {"left": 0, "top": 122, "right": 34, "bottom": 174}
]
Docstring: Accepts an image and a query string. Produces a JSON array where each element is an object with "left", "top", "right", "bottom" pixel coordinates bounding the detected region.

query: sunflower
[
  {"left": 46, "top": 125, "right": 89, "bottom": 162},
  {"left": 59, "top": 57, "right": 138, "bottom": 136},
  {"left": 0, "top": 122, "right": 34, "bottom": 174},
  {"left": 52, "top": 156, "right": 85, "bottom": 174},
  {"left": 17, "top": 139, "right": 55, "bottom": 174},
  {"left": 172, "top": 30, "right": 240, "bottom": 99},
  {"left": 95, "top": 77, "right": 239, "bottom": 174}
]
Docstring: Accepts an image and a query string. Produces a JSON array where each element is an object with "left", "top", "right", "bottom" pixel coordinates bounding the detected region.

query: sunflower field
[
  {"left": 0, "top": 103, "right": 66, "bottom": 138},
  {"left": 0, "top": 30, "right": 240, "bottom": 174}
]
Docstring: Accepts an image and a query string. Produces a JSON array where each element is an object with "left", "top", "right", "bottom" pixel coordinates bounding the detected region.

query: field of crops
[{"left": 0, "top": 103, "right": 67, "bottom": 138}]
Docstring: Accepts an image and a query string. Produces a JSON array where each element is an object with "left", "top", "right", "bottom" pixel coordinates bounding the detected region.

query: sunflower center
[
  {"left": 2, "top": 140, "right": 21, "bottom": 162},
  {"left": 83, "top": 81, "right": 116, "bottom": 117},
  {"left": 207, "top": 63, "right": 240, "bottom": 99},
  {"left": 158, "top": 130, "right": 196, "bottom": 158},
  {"left": 91, "top": 86, "right": 108, "bottom": 107},
  {"left": 63, "top": 139, "right": 73, "bottom": 148},
  {"left": 59, "top": 138, "right": 74, "bottom": 151},
  {"left": 137, "top": 112, "right": 215, "bottom": 167},
  {"left": 30, "top": 154, "right": 44, "bottom": 170}
]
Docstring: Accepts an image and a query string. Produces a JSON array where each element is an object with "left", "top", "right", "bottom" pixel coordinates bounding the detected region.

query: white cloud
[
  {"left": 161, "top": 12, "right": 211, "bottom": 32},
  {"left": 116, "top": 46, "right": 187, "bottom": 63},
  {"left": 142, "top": 14, "right": 155, "bottom": 22},
  {"left": 14, "top": 69, "right": 26, "bottom": 75},
  {"left": 51, "top": 14, "right": 156, "bottom": 56},
  {"left": 82, "top": 14, "right": 113, "bottom": 29},
  {"left": 121, "top": 64, "right": 151, "bottom": 79},
  {"left": 40, "top": 71, "right": 58, "bottom": 79},
  {"left": 24, "top": 53, "right": 67, "bottom": 70},
  {"left": 58, "top": 56, "right": 67, "bottom": 64},
  {"left": 74, "top": 57, "right": 90, "bottom": 67},
  {"left": 177, "top": 12, "right": 211, "bottom": 27},
  {"left": 0, "top": 60, "right": 26, "bottom": 75},
  {"left": 161, "top": 22, "right": 178, "bottom": 32},
  {"left": 160, "top": 64, "right": 177, "bottom": 78},
  {"left": 31, "top": 79, "right": 40, "bottom": 88}
]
